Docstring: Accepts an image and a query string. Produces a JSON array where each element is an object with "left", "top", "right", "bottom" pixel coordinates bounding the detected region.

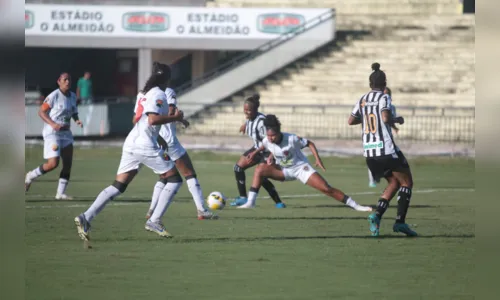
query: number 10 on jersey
[{"left": 364, "top": 113, "right": 377, "bottom": 134}]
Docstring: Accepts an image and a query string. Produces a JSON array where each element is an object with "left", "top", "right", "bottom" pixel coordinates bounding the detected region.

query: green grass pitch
[{"left": 25, "top": 146, "right": 474, "bottom": 300}]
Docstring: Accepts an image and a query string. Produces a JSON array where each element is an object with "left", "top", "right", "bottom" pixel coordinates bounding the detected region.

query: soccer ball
[{"left": 206, "top": 191, "right": 226, "bottom": 210}]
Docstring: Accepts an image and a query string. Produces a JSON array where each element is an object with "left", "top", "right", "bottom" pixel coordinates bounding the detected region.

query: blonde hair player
[{"left": 25, "top": 72, "right": 83, "bottom": 199}]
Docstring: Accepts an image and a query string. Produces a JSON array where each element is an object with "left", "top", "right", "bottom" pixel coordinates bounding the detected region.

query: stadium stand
[{"left": 181, "top": 0, "right": 474, "bottom": 142}]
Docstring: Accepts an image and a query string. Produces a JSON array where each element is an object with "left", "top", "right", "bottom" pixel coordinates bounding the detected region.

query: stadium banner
[{"left": 24, "top": 5, "right": 331, "bottom": 39}]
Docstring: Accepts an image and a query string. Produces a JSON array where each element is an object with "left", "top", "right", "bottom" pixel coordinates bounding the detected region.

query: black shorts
[
  {"left": 243, "top": 147, "right": 271, "bottom": 164},
  {"left": 366, "top": 151, "right": 410, "bottom": 182}
]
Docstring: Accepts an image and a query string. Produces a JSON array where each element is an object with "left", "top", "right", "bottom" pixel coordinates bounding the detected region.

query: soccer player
[
  {"left": 237, "top": 114, "right": 372, "bottom": 212},
  {"left": 137, "top": 86, "right": 217, "bottom": 220},
  {"left": 231, "top": 94, "right": 285, "bottom": 208},
  {"left": 74, "top": 62, "right": 185, "bottom": 240},
  {"left": 25, "top": 73, "right": 83, "bottom": 199},
  {"left": 368, "top": 86, "right": 398, "bottom": 187},
  {"left": 348, "top": 62, "right": 417, "bottom": 237}
]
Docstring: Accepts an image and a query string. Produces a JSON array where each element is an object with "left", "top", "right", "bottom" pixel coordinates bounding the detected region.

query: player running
[
  {"left": 135, "top": 85, "right": 217, "bottom": 220},
  {"left": 368, "top": 86, "right": 398, "bottom": 187},
  {"left": 348, "top": 62, "right": 417, "bottom": 237},
  {"left": 231, "top": 94, "right": 285, "bottom": 208},
  {"left": 237, "top": 114, "right": 372, "bottom": 212},
  {"left": 25, "top": 72, "right": 83, "bottom": 199},
  {"left": 74, "top": 62, "right": 185, "bottom": 240}
]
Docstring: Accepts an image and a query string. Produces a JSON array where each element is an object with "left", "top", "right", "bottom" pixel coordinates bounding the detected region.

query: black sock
[
  {"left": 262, "top": 178, "right": 282, "bottom": 204},
  {"left": 38, "top": 164, "right": 48, "bottom": 175},
  {"left": 396, "top": 187, "right": 412, "bottom": 223},
  {"left": 376, "top": 198, "right": 389, "bottom": 218},
  {"left": 233, "top": 165, "right": 247, "bottom": 197}
]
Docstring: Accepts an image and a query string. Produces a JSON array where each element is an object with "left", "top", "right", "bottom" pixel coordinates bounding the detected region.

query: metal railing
[
  {"left": 175, "top": 9, "right": 336, "bottom": 96},
  {"left": 179, "top": 104, "right": 475, "bottom": 144}
]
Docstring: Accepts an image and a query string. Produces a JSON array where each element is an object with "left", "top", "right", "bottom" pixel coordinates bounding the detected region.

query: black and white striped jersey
[
  {"left": 351, "top": 90, "right": 399, "bottom": 158},
  {"left": 245, "top": 112, "right": 266, "bottom": 149}
]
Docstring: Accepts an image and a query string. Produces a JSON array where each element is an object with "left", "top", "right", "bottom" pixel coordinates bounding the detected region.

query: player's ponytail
[
  {"left": 245, "top": 93, "right": 260, "bottom": 111},
  {"left": 142, "top": 62, "right": 171, "bottom": 94},
  {"left": 264, "top": 114, "right": 281, "bottom": 133},
  {"left": 369, "top": 62, "right": 386, "bottom": 90}
]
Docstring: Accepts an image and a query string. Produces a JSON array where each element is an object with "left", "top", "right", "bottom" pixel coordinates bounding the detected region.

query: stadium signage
[
  {"left": 257, "top": 13, "right": 305, "bottom": 34},
  {"left": 39, "top": 9, "right": 115, "bottom": 33},
  {"left": 25, "top": 5, "right": 330, "bottom": 40},
  {"left": 122, "top": 12, "right": 169, "bottom": 32},
  {"left": 25, "top": 10, "right": 34, "bottom": 29},
  {"left": 176, "top": 13, "right": 250, "bottom": 36}
]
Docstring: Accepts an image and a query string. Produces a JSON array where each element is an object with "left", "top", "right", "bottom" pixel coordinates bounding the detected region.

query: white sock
[
  {"left": 368, "top": 169, "right": 376, "bottom": 184},
  {"left": 27, "top": 166, "right": 44, "bottom": 181},
  {"left": 57, "top": 178, "right": 69, "bottom": 195},
  {"left": 84, "top": 185, "right": 121, "bottom": 222},
  {"left": 345, "top": 196, "right": 359, "bottom": 209},
  {"left": 246, "top": 191, "right": 258, "bottom": 206},
  {"left": 186, "top": 177, "right": 207, "bottom": 211},
  {"left": 150, "top": 182, "right": 182, "bottom": 223},
  {"left": 149, "top": 181, "right": 165, "bottom": 211}
]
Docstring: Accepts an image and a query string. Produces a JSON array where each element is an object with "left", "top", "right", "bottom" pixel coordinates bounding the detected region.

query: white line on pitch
[{"left": 25, "top": 188, "right": 474, "bottom": 209}]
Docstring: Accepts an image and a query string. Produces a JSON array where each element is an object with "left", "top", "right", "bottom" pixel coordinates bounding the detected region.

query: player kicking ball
[{"left": 237, "top": 114, "right": 372, "bottom": 212}]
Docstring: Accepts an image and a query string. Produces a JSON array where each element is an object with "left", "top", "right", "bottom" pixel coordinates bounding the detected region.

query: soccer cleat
[
  {"left": 145, "top": 209, "right": 154, "bottom": 220},
  {"left": 55, "top": 194, "right": 73, "bottom": 200},
  {"left": 368, "top": 212, "right": 381, "bottom": 237},
  {"left": 197, "top": 210, "right": 219, "bottom": 220},
  {"left": 74, "top": 214, "right": 91, "bottom": 241},
  {"left": 354, "top": 205, "right": 373, "bottom": 212},
  {"left": 275, "top": 202, "right": 287, "bottom": 208},
  {"left": 25, "top": 173, "right": 32, "bottom": 192},
  {"left": 237, "top": 202, "right": 255, "bottom": 209},
  {"left": 369, "top": 182, "right": 377, "bottom": 188},
  {"left": 393, "top": 223, "right": 418, "bottom": 237},
  {"left": 230, "top": 196, "right": 248, "bottom": 206},
  {"left": 145, "top": 220, "right": 172, "bottom": 238}
]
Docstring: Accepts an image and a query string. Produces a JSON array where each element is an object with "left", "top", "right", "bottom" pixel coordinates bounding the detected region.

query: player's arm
[
  {"left": 246, "top": 145, "right": 266, "bottom": 161},
  {"left": 38, "top": 98, "right": 62, "bottom": 131},
  {"left": 72, "top": 113, "right": 83, "bottom": 127},
  {"left": 304, "top": 138, "right": 326, "bottom": 171},
  {"left": 381, "top": 110, "right": 404, "bottom": 126},
  {"left": 145, "top": 98, "right": 184, "bottom": 125},
  {"left": 348, "top": 100, "right": 362, "bottom": 125},
  {"left": 239, "top": 122, "right": 246, "bottom": 133}
]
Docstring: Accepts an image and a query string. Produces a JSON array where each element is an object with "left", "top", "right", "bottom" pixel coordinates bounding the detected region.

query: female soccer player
[
  {"left": 74, "top": 62, "right": 185, "bottom": 240},
  {"left": 231, "top": 94, "right": 285, "bottom": 208},
  {"left": 368, "top": 86, "right": 398, "bottom": 187},
  {"left": 348, "top": 62, "right": 417, "bottom": 237},
  {"left": 137, "top": 86, "right": 217, "bottom": 220},
  {"left": 25, "top": 72, "right": 83, "bottom": 199},
  {"left": 237, "top": 114, "right": 372, "bottom": 212}
]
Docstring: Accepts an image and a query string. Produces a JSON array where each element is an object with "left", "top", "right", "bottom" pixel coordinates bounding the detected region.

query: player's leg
[
  {"left": 390, "top": 152, "right": 417, "bottom": 236},
  {"left": 174, "top": 150, "right": 217, "bottom": 220},
  {"left": 146, "top": 176, "right": 165, "bottom": 219},
  {"left": 231, "top": 148, "right": 259, "bottom": 205},
  {"left": 55, "top": 142, "right": 74, "bottom": 200},
  {"left": 368, "top": 175, "right": 400, "bottom": 237},
  {"left": 368, "top": 169, "right": 377, "bottom": 188},
  {"left": 25, "top": 137, "right": 61, "bottom": 192},
  {"left": 304, "top": 171, "right": 372, "bottom": 212},
  {"left": 238, "top": 164, "right": 285, "bottom": 208},
  {"left": 74, "top": 152, "right": 139, "bottom": 241},
  {"left": 146, "top": 159, "right": 184, "bottom": 237},
  {"left": 260, "top": 152, "right": 285, "bottom": 208}
]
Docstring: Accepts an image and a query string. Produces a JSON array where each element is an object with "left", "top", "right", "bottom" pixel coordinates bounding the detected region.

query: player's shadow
[{"left": 169, "top": 234, "right": 475, "bottom": 244}]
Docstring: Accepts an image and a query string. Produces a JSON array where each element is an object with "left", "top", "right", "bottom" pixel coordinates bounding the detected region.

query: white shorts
[
  {"left": 166, "top": 140, "right": 186, "bottom": 162},
  {"left": 282, "top": 163, "right": 317, "bottom": 184},
  {"left": 43, "top": 134, "right": 74, "bottom": 159},
  {"left": 117, "top": 151, "right": 175, "bottom": 175}
]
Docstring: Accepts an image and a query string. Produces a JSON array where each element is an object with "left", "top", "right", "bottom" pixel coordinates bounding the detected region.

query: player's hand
[
  {"left": 181, "top": 119, "right": 190, "bottom": 128},
  {"left": 396, "top": 116, "right": 404, "bottom": 125},
  {"left": 393, "top": 127, "right": 399, "bottom": 134},
  {"left": 267, "top": 155, "right": 274, "bottom": 165},
  {"left": 75, "top": 120, "right": 83, "bottom": 128},
  {"left": 315, "top": 160, "right": 326, "bottom": 171},
  {"left": 239, "top": 123, "right": 246, "bottom": 134},
  {"left": 246, "top": 151, "right": 257, "bottom": 162},
  {"left": 173, "top": 109, "right": 184, "bottom": 121},
  {"left": 51, "top": 123, "right": 63, "bottom": 131}
]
